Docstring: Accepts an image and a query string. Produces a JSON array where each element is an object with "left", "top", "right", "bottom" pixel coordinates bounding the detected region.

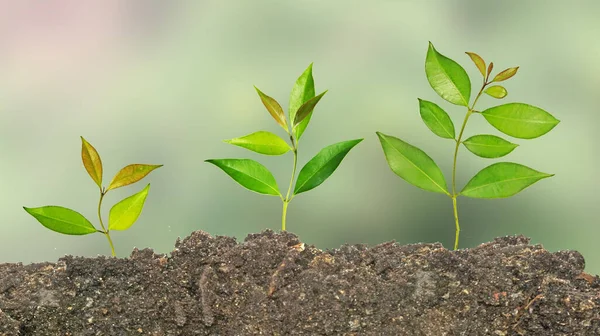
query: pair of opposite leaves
[{"left": 24, "top": 137, "right": 162, "bottom": 235}]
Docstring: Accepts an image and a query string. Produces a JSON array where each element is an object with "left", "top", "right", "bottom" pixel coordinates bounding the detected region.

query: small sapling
[
  {"left": 206, "top": 64, "right": 363, "bottom": 231},
  {"left": 377, "top": 42, "right": 559, "bottom": 250},
  {"left": 23, "top": 137, "right": 162, "bottom": 256}
]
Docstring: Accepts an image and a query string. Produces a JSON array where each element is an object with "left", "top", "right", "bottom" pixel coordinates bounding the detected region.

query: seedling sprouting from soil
[
  {"left": 23, "top": 137, "right": 162, "bottom": 256},
  {"left": 206, "top": 64, "right": 363, "bottom": 231},
  {"left": 377, "top": 42, "right": 559, "bottom": 250}
]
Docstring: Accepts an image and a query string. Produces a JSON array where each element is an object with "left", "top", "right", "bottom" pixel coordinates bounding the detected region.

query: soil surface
[{"left": 1, "top": 230, "right": 599, "bottom": 335}]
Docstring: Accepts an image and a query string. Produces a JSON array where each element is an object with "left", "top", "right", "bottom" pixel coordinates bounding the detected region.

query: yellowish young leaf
[
  {"left": 107, "top": 164, "right": 163, "bottom": 191},
  {"left": 80, "top": 136, "right": 103, "bottom": 188},
  {"left": 254, "top": 86, "right": 288, "bottom": 132},
  {"left": 492, "top": 66, "right": 519, "bottom": 82},
  {"left": 465, "top": 52, "right": 486, "bottom": 77}
]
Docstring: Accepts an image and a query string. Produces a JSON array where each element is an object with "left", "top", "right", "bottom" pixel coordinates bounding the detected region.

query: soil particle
[{"left": 1, "top": 230, "right": 599, "bottom": 335}]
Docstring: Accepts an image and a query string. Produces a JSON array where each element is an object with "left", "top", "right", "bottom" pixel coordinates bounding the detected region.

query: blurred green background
[{"left": 1, "top": 1, "right": 598, "bottom": 274}]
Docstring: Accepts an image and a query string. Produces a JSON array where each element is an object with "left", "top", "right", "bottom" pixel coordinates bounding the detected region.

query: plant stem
[
  {"left": 281, "top": 200, "right": 289, "bottom": 231},
  {"left": 98, "top": 187, "right": 116, "bottom": 256},
  {"left": 452, "top": 196, "right": 459, "bottom": 250},
  {"left": 450, "top": 80, "right": 488, "bottom": 250},
  {"left": 282, "top": 135, "right": 298, "bottom": 231}
]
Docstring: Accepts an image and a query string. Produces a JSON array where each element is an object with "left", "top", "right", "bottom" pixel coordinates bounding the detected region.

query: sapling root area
[{"left": 1, "top": 230, "right": 599, "bottom": 335}]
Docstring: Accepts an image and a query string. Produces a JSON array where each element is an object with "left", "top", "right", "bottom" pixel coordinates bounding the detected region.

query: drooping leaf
[
  {"left": 293, "top": 139, "right": 363, "bottom": 195},
  {"left": 462, "top": 134, "right": 518, "bottom": 158},
  {"left": 293, "top": 90, "right": 327, "bottom": 127},
  {"left": 484, "top": 85, "right": 507, "bottom": 99},
  {"left": 425, "top": 42, "right": 471, "bottom": 106},
  {"left": 465, "top": 52, "right": 486, "bottom": 77},
  {"left": 224, "top": 131, "right": 292, "bottom": 155},
  {"left": 481, "top": 103, "right": 560, "bottom": 139},
  {"left": 106, "top": 164, "right": 163, "bottom": 191},
  {"left": 81, "top": 136, "right": 103, "bottom": 188},
  {"left": 492, "top": 66, "right": 519, "bottom": 82},
  {"left": 289, "top": 64, "right": 316, "bottom": 140},
  {"left": 23, "top": 206, "right": 97, "bottom": 235},
  {"left": 255, "top": 86, "right": 288, "bottom": 131},
  {"left": 108, "top": 184, "right": 150, "bottom": 231},
  {"left": 205, "top": 158, "right": 280, "bottom": 196},
  {"left": 376, "top": 132, "right": 449, "bottom": 195},
  {"left": 418, "top": 99, "right": 455, "bottom": 139},
  {"left": 460, "top": 162, "right": 553, "bottom": 198},
  {"left": 487, "top": 62, "right": 494, "bottom": 78}
]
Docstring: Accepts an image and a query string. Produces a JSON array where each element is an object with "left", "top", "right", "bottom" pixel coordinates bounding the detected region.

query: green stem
[
  {"left": 452, "top": 196, "right": 459, "bottom": 250},
  {"left": 282, "top": 135, "right": 298, "bottom": 231},
  {"left": 98, "top": 188, "right": 116, "bottom": 256},
  {"left": 282, "top": 200, "right": 289, "bottom": 231},
  {"left": 450, "top": 80, "right": 488, "bottom": 250}
]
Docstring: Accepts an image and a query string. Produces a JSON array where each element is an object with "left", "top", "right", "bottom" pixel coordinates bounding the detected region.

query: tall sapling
[
  {"left": 24, "top": 137, "right": 162, "bottom": 256},
  {"left": 377, "top": 42, "right": 559, "bottom": 250},
  {"left": 206, "top": 64, "right": 363, "bottom": 231}
]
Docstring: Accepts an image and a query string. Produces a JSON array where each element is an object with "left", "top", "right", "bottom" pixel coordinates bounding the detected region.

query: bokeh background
[{"left": 1, "top": 1, "right": 598, "bottom": 274}]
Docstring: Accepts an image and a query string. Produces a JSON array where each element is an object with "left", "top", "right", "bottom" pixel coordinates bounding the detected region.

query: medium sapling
[
  {"left": 377, "top": 42, "right": 559, "bottom": 250},
  {"left": 206, "top": 64, "right": 363, "bottom": 231},
  {"left": 23, "top": 137, "right": 162, "bottom": 256}
]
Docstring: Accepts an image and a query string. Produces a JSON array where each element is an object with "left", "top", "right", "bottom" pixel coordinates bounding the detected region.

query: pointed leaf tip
[
  {"left": 465, "top": 52, "right": 487, "bottom": 77},
  {"left": 206, "top": 158, "right": 281, "bottom": 196},
  {"left": 293, "top": 90, "right": 327, "bottom": 127},
  {"left": 486, "top": 62, "right": 494, "bottom": 79},
  {"left": 80, "top": 136, "right": 103, "bottom": 188},
  {"left": 481, "top": 103, "right": 559, "bottom": 139},
  {"left": 107, "top": 164, "right": 162, "bottom": 191},
  {"left": 24, "top": 205, "right": 97, "bottom": 235},
  {"left": 108, "top": 184, "right": 150, "bottom": 231},
  {"left": 492, "top": 66, "right": 519, "bottom": 82},
  {"left": 293, "top": 139, "right": 363, "bottom": 195},
  {"left": 377, "top": 132, "right": 449, "bottom": 195},
  {"left": 462, "top": 134, "right": 518, "bottom": 158},
  {"left": 460, "top": 162, "right": 553, "bottom": 198},
  {"left": 418, "top": 99, "right": 456, "bottom": 139},
  {"left": 289, "top": 64, "right": 316, "bottom": 140},
  {"left": 425, "top": 43, "right": 471, "bottom": 106},
  {"left": 255, "top": 87, "right": 288, "bottom": 131},
  {"left": 224, "top": 131, "right": 292, "bottom": 155}
]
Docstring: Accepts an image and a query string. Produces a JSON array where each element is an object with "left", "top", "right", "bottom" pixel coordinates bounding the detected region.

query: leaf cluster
[
  {"left": 24, "top": 137, "right": 162, "bottom": 256},
  {"left": 378, "top": 42, "right": 559, "bottom": 248},
  {"left": 206, "top": 64, "right": 363, "bottom": 230}
]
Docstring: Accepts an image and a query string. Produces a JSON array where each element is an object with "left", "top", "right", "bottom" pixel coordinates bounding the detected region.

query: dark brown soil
[{"left": 1, "top": 230, "right": 599, "bottom": 335}]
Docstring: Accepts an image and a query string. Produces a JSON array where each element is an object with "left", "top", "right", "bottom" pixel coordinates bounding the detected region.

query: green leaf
[
  {"left": 460, "top": 162, "right": 553, "bottom": 198},
  {"left": 492, "top": 66, "right": 519, "bottom": 82},
  {"left": 255, "top": 86, "right": 288, "bottom": 131},
  {"left": 425, "top": 42, "right": 471, "bottom": 106},
  {"left": 376, "top": 132, "right": 449, "bottom": 195},
  {"left": 289, "top": 63, "right": 316, "bottom": 140},
  {"left": 481, "top": 103, "right": 560, "bottom": 139},
  {"left": 484, "top": 85, "right": 507, "bottom": 99},
  {"left": 205, "top": 158, "right": 280, "bottom": 196},
  {"left": 81, "top": 136, "right": 103, "bottom": 188},
  {"left": 293, "top": 90, "right": 327, "bottom": 127},
  {"left": 462, "top": 134, "right": 518, "bottom": 158},
  {"left": 293, "top": 139, "right": 363, "bottom": 195},
  {"left": 108, "top": 184, "right": 150, "bottom": 231},
  {"left": 23, "top": 206, "right": 97, "bottom": 235},
  {"left": 418, "top": 99, "right": 455, "bottom": 139},
  {"left": 107, "top": 164, "right": 163, "bottom": 191},
  {"left": 224, "top": 131, "right": 291, "bottom": 156},
  {"left": 465, "top": 52, "right": 486, "bottom": 77}
]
